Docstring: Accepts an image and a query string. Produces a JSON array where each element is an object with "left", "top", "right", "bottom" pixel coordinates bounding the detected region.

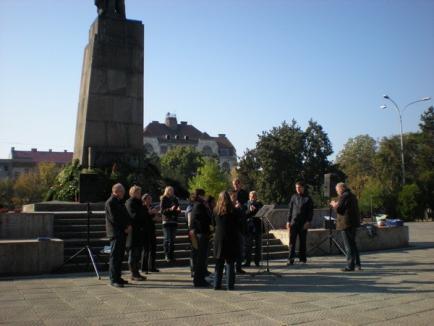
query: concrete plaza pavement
[{"left": 1, "top": 222, "right": 433, "bottom": 326}]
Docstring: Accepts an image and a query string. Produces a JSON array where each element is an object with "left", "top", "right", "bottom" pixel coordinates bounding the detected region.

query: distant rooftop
[
  {"left": 144, "top": 113, "right": 235, "bottom": 150},
  {"left": 11, "top": 147, "right": 73, "bottom": 164}
]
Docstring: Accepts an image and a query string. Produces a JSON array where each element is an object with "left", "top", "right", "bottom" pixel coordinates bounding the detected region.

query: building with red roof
[
  {"left": 0, "top": 147, "right": 72, "bottom": 180},
  {"left": 143, "top": 113, "right": 237, "bottom": 171}
]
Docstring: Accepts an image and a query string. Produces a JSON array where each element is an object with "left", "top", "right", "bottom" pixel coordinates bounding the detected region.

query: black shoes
[
  {"left": 194, "top": 281, "right": 211, "bottom": 288},
  {"left": 110, "top": 282, "right": 124, "bottom": 288},
  {"left": 237, "top": 269, "right": 247, "bottom": 274},
  {"left": 131, "top": 274, "right": 147, "bottom": 281},
  {"left": 286, "top": 259, "right": 295, "bottom": 266},
  {"left": 150, "top": 268, "right": 160, "bottom": 273},
  {"left": 355, "top": 265, "right": 362, "bottom": 271},
  {"left": 342, "top": 267, "right": 355, "bottom": 272},
  {"left": 111, "top": 278, "right": 127, "bottom": 287}
]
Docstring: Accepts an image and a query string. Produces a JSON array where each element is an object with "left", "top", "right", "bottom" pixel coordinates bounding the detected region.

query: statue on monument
[{"left": 95, "top": 0, "right": 126, "bottom": 19}]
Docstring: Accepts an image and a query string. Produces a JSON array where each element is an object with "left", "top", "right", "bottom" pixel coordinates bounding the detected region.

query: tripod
[
  {"left": 309, "top": 206, "right": 346, "bottom": 256},
  {"left": 251, "top": 215, "right": 281, "bottom": 278},
  {"left": 56, "top": 203, "right": 101, "bottom": 279}
]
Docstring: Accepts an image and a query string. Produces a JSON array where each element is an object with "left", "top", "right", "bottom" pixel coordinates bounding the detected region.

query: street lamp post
[{"left": 380, "top": 95, "right": 431, "bottom": 186}]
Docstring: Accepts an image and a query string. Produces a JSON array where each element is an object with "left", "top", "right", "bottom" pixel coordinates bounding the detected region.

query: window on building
[
  {"left": 202, "top": 146, "right": 213, "bottom": 156},
  {"left": 219, "top": 148, "right": 231, "bottom": 156},
  {"left": 144, "top": 143, "right": 154, "bottom": 154},
  {"left": 222, "top": 162, "right": 230, "bottom": 172}
]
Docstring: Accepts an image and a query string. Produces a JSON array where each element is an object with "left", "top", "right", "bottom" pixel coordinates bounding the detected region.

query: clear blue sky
[{"left": 0, "top": 0, "right": 433, "bottom": 160}]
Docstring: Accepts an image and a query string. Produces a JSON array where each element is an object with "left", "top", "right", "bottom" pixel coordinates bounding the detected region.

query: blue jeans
[
  {"left": 341, "top": 227, "right": 361, "bottom": 269},
  {"left": 214, "top": 258, "right": 235, "bottom": 289},
  {"left": 162, "top": 224, "right": 177, "bottom": 260}
]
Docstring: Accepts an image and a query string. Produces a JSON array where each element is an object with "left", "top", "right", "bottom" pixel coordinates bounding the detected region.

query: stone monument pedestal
[{"left": 73, "top": 16, "right": 144, "bottom": 169}]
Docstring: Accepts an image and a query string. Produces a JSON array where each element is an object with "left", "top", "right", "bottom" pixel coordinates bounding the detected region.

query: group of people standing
[
  {"left": 105, "top": 184, "right": 159, "bottom": 287},
  {"left": 186, "top": 179, "right": 264, "bottom": 289},
  {"left": 105, "top": 178, "right": 362, "bottom": 289},
  {"left": 286, "top": 181, "right": 362, "bottom": 271}
]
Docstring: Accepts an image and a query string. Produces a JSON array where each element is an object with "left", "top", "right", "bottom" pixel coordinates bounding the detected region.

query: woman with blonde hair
[
  {"left": 160, "top": 186, "right": 181, "bottom": 262},
  {"left": 213, "top": 191, "right": 240, "bottom": 290}
]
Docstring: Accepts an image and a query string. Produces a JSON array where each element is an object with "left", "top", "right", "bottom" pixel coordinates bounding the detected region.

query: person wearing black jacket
[
  {"left": 160, "top": 186, "right": 181, "bottom": 262},
  {"left": 244, "top": 191, "right": 264, "bottom": 267},
  {"left": 141, "top": 193, "right": 160, "bottom": 273},
  {"left": 125, "top": 186, "right": 147, "bottom": 281},
  {"left": 232, "top": 178, "right": 249, "bottom": 210},
  {"left": 105, "top": 183, "right": 132, "bottom": 287},
  {"left": 190, "top": 189, "right": 212, "bottom": 287},
  {"left": 286, "top": 181, "right": 313, "bottom": 265},
  {"left": 213, "top": 191, "right": 240, "bottom": 290},
  {"left": 230, "top": 191, "right": 247, "bottom": 274},
  {"left": 331, "top": 182, "right": 362, "bottom": 272}
]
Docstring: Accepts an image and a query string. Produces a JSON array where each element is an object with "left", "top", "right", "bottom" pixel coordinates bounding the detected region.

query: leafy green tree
[
  {"left": 303, "top": 119, "right": 333, "bottom": 191},
  {"left": 188, "top": 158, "right": 230, "bottom": 199},
  {"left": 0, "top": 179, "right": 14, "bottom": 209},
  {"left": 160, "top": 146, "right": 204, "bottom": 191},
  {"left": 13, "top": 162, "right": 61, "bottom": 206},
  {"left": 336, "top": 135, "right": 377, "bottom": 196},
  {"left": 255, "top": 120, "right": 305, "bottom": 204},
  {"left": 50, "top": 159, "right": 82, "bottom": 201},
  {"left": 398, "top": 183, "right": 424, "bottom": 221},
  {"left": 358, "top": 177, "right": 387, "bottom": 217},
  {"left": 236, "top": 149, "right": 260, "bottom": 193}
]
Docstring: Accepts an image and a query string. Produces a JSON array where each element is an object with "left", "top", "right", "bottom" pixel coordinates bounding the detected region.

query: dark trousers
[
  {"left": 128, "top": 246, "right": 142, "bottom": 275},
  {"left": 142, "top": 227, "right": 157, "bottom": 271},
  {"left": 236, "top": 233, "right": 245, "bottom": 271},
  {"left": 245, "top": 231, "right": 262, "bottom": 265},
  {"left": 215, "top": 258, "right": 235, "bottom": 289},
  {"left": 288, "top": 226, "right": 307, "bottom": 262},
  {"left": 193, "top": 234, "right": 209, "bottom": 285},
  {"left": 341, "top": 227, "right": 361, "bottom": 269},
  {"left": 162, "top": 223, "right": 177, "bottom": 260},
  {"left": 109, "top": 233, "right": 126, "bottom": 282}
]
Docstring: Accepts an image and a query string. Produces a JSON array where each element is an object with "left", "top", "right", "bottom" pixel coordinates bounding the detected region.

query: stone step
[
  {"left": 54, "top": 229, "right": 191, "bottom": 239},
  {"left": 63, "top": 243, "right": 289, "bottom": 262},
  {"left": 56, "top": 251, "right": 290, "bottom": 274}
]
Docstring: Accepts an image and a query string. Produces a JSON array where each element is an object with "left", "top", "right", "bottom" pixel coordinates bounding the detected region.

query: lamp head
[
  {"left": 383, "top": 94, "right": 390, "bottom": 99},
  {"left": 422, "top": 97, "right": 431, "bottom": 101},
  {"left": 380, "top": 105, "right": 387, "bottom": 110}
]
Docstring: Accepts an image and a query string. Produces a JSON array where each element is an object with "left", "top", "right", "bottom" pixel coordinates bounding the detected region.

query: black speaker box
[
  {"left": 323, "top": 173, "right": 339, "bottom": 198},
  {"left": 79, "top": 173, "right": 107, "bottom": 203}
]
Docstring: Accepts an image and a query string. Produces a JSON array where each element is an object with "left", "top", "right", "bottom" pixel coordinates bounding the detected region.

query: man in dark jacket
[
  {"left": 190, "top": 189, "right": 212, "bottom": 287},
  {"left": 244, "top": 191, "right": 263, "bottom": 267},
  {"left": 125, "top": 185, "right": 147, "bottom": 281},
  {"left": 286, "top": 181, "right": 313, "bottom": 265},
  {"left": 105, "top": 183, "right": 132, "bottom": 287},
  {"left": 233, "top": 179, "right": 249, "bottom": 210},
  {"left": 331, "top": 182, "right": 361, "bottom": 271}
]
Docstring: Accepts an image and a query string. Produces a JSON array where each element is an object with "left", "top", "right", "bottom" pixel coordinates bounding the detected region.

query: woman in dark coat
[
  {"left": 125, "top": 186, "right": 147, "bottom": 281},
  {"left": 160, "top": 186, "right": 181, "bottom": 262},
  {"left": 190, "top": 188, "right": 212, "bottom": 287},
  {"left": 141, "top": 193, "right": 159, "bottom": 273},
  {"left": 213, "top": 191, "right": 240, "bottom": 290}
]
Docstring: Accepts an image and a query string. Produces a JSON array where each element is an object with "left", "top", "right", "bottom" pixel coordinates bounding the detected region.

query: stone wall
[
  {"left": 0, "top": 239, "right": 63, "bottom": 275},
  {"left": 271, "top": 225, "right": 409, "bottom": 256},
  {"left": 267, "top": 208, "right": 335, "bottom": 229},
  {"left": 0, "top": 213, "right": 54, "bottom": 239}
]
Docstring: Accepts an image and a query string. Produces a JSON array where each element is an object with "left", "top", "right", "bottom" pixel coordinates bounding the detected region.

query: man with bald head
[
  {"left": 105, "top": 183, "right": 132, "bottom": 287},
  {"left": 330, "top": 182, "right": 362, "bottom": 272}
]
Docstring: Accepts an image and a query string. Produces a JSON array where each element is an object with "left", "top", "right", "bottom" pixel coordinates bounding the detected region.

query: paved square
[{"left": 1, "top": 223, "right": 433, "bottom": 325}]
